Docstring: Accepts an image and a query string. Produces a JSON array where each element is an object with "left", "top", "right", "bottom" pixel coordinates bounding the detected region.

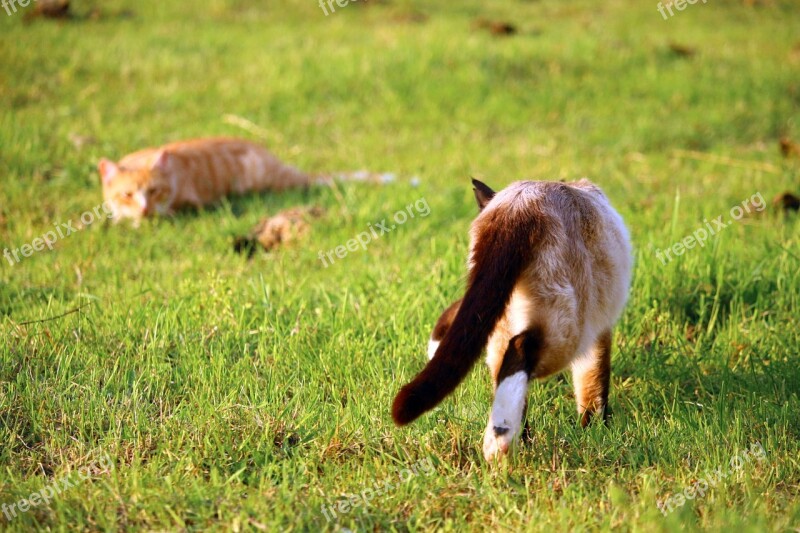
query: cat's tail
[
  {"left": 258, "top": 168, "right": 397, "bottom": 191},
  {"left": 314, "top": 171, "right": 398, "bottom": 186},
  {"left": 261, "top": 163, "right": 315, "bottom": 191},
  {"left": 391, "top": 195, "right": 538, "bottom": 426}
]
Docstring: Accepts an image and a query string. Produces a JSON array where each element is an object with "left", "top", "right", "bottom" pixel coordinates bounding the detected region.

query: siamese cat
[{"left": 392, "top": 179, "right": 632, "bottom": 461}]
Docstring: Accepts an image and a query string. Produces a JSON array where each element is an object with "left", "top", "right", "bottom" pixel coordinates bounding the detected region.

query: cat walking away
[{"left": 392, "top": 179, "right": 632, "bottom": 461}]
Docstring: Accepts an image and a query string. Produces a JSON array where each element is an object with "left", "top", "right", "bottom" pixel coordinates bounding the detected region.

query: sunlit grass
[{"left": 1, "top": 0, "right": 799, "bottom": 530}]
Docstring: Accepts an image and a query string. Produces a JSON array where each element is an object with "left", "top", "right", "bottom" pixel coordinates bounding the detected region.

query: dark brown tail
[{"left": 391, "top": 204, "right": 537, "bottom": 425}]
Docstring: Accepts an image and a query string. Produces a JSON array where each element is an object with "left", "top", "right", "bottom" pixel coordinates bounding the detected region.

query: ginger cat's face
[{"left": 98, "top": 154, "right": 174, "bottom": 222}]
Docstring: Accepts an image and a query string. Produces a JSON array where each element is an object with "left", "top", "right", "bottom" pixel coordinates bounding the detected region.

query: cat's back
[
  {"left": 539, "top": 180, "right": 630, "bottom": 262},
  {"left": 161, "top": 137, "right": 270, "bottom": 160},
  {"left": 487, "top": 179, "right": 615, "bottom": 233},
  {"left": 485, "top": 179, "right": 631, "bottom": 274},
  {"left": 118, "top": 147, "right": 161, "bottom": 169},
  {"left": 118, "top": 138, "right": 271, "bottom": 167},
  {"left": 495, "top": 180, "right": 631, "bottom": 323}
]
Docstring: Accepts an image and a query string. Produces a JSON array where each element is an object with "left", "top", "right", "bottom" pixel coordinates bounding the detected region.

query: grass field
[{"left": 2, "top": 0, "right": 800, "bottom": 531}]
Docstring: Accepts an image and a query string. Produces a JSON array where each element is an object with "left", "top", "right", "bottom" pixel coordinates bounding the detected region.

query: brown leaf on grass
[
  {"left": 273, "top": 429, "right": 300, "bottom": 449},
  {"left": 779, "top": 137, "right": 800, "bottom": 158},
  {"left": 685, "top": 324, "right": 698, "bottom": 343},
  {"left": 473, "top": 18, "right": 518, "bottom": 36},
  {"left": 668, "top": 42, "right": 696, "bottom": 58},
  {"left": 320, "top": 436, "right": 364, "bottom": 463},
  {"left": 391, "top": 10, "right": 428, "bottom": 24},
  {"left": 23, "top": 0, "right": 71, "bottom": 21},
  {"left": 772, "top": 192, "right": 800, "bottom": 213},
  {"left": 233, "top": 205, "right": 325, "bottom": 257}
]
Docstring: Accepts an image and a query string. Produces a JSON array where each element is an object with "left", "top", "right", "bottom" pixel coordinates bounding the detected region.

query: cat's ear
[
  {"left": 98, "top": 159, "right": 119, "bottom": 184},
  {"left": 472, "top": 179, "right": 496, "bottom": 211},
  {"left": 151, "top": 150, "right": 171, "bottom": 172}
]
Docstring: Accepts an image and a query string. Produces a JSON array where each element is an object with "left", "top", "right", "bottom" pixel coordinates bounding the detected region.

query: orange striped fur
[{"left": 98, "top": 137, "right": 311, "bottom": 223}]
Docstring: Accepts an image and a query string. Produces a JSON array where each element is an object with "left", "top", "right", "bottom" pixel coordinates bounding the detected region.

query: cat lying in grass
[
  {"left": 392, "top": 179, "right": 632, "bottom": 461},
  {"left": 98, "top": 137, "right": 311, "bottom": 223},
  {"left": 98, "top": 137, "right": 394, "bottom": 224}
]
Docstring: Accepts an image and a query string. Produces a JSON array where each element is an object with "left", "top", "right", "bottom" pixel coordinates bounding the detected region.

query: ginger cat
[
  {"left": 392, "top": 179, "right": 632, "bottom": 461},
  {"left": 98, "top": 137, "right": 312, "bottom": 223}
]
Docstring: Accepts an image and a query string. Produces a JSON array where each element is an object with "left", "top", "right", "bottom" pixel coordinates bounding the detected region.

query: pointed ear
[
  {"left": 151, "top": 150, "right": 170, "bottom": 171},
  {"left": 98, "top": 159, "right": 119, "bottom": 184},
  {"left": 472, "top": 178, "right": 496, "bottom": 211}
]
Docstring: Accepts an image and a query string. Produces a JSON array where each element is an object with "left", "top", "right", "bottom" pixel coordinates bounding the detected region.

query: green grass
[{"left": 1, "top": 0, "right": 799, "bottom": 530}]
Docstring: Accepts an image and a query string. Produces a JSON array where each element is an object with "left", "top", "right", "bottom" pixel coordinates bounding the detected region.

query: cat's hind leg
[
  {"left": 571, "top": 329, "right": 612, "bottom": 428},
  {"left": 482, "top": 327, "right": 544, "bottom": 460},
  {"left": 427, "top": 299, "right": 461, "bottom": 360}
]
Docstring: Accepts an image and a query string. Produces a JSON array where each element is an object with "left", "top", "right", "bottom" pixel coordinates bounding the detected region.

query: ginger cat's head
[{"left": 98, "top": 152, "right": 175, "bottom": 222}]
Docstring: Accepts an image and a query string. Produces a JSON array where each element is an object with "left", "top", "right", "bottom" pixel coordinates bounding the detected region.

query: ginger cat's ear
[
  {"left": 151, "top": 150, "right": 171, "bottom": 171},
  {"left": 472, "top": 178, "right": 496, "bottom": 211},
  {"left": 98, "top": 159, "right": 119, "bottom": 184}
]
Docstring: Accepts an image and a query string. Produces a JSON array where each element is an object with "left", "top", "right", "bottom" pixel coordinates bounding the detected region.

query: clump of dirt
[
  {"left": 23, "top": 0, "right": 71, "bottom": 21},
  {"left": 668, "top": 42, "right": 697, "bottom": 58},
  {"left": 773, "top": 192, "right": 800, "bottom": 213},
  {"left": 779, "top": 137, "right": 800, "bottom": 158},
  {"left": 472, "top": 18, "right": 518, "bottom": 36},
  {"left": 390, "top": 10, "right": 428, "bottom": 24},
  {"left": 234, "top": 205, "right": 325, "bottom": 258},
  {"left": 22, "top": 2, "right": 136, "bottom": 22}
]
